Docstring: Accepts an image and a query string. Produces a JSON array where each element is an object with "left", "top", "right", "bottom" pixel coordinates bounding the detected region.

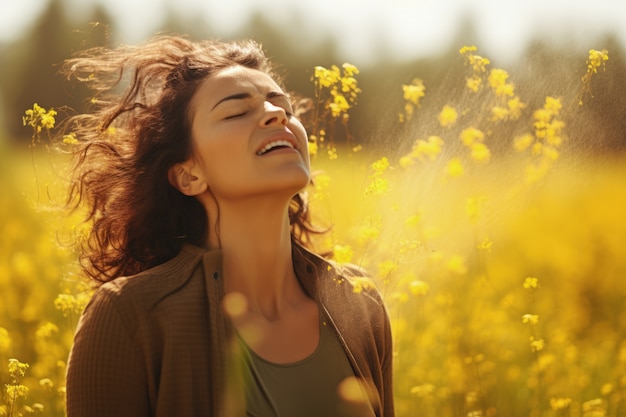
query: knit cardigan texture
[{"left": 66, "top": 243, "right": 394, "bottom": 417}]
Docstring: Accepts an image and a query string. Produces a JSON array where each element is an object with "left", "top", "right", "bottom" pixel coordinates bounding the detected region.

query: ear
[{"left": 168, "top": 160, "right": 208, "bottom": 196}]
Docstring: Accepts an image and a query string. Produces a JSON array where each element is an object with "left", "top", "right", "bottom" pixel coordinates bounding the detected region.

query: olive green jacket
[{"left": 66, "top": 243, "right": 394, "bottom": 417}]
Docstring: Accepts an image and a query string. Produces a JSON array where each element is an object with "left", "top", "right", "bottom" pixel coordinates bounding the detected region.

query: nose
[{"left": 260, "top": 101, "right": 287, "bottom": 127}]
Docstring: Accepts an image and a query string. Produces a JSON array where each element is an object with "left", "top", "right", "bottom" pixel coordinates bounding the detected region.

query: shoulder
[{"left": 90, "top": 244, "right": 207, "bottom": 315}]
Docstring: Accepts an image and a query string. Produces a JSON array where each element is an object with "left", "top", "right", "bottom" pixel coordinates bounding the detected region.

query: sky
[{"left": 1, "top": 0, "right": 625, "bottom": 66}]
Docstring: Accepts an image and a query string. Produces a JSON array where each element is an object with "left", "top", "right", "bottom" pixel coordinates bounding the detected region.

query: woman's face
[{"left": 187, "top": 65, "right": 310, "bottom": 202}]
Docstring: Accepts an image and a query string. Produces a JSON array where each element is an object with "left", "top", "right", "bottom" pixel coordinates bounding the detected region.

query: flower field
[{"left": 1, "top": 47, "right": 625, "bottom": 416}]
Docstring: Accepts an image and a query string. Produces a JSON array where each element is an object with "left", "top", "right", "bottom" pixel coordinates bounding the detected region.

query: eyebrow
[{"left": 211, "top": 91, "right": 290, "bottom": 111}]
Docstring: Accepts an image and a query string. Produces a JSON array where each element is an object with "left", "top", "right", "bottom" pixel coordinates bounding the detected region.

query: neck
[{"left": 205, "top": 196, "right": 306, "bottom": 319}]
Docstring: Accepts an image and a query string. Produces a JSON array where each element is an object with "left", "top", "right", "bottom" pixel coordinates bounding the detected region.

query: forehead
[{"left": 192, "top": 65, "right": 283, "bottom": 109}]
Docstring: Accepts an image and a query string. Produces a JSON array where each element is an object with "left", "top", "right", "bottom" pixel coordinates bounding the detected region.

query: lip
[{"left": 255, "top": 130, "right": 300, "bottom": 155}]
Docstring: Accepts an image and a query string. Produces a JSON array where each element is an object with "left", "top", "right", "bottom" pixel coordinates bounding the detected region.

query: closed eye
[{"left": 225, "top": 112, "right": 247, "bottom": 120}]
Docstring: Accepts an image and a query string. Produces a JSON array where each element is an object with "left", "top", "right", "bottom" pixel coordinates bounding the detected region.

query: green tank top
[{"left": 240, "top": 313, "right": 376, "bottom": 417}]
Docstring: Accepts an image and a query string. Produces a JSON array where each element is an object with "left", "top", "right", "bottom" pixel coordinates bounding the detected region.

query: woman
[{"left": 64, "top": 35, "right": 394, "bottom": 417}]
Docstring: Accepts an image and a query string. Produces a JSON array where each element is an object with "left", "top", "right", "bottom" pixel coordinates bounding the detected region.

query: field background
[{"left": 1, "top": 1, "right": 626, "bottom": 416}]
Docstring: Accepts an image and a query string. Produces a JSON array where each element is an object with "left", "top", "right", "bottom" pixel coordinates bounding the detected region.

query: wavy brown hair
[{"left": 62, "top": 35, "right": 320, "bottom": 284}]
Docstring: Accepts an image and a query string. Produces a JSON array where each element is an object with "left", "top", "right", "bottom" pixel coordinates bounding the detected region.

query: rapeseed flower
[
  {"left": 22, "top": 103, "right": 57, "bottom": 133},
  {"left": 438, "top": 105, "right": 458, "bottom": 127},
  {"left": 521, "top": 314, "right": 539, "bottom": 325},
  {"left": 407, "top": 136, "right": 444, "bottom": 162},
  {"left": 584, "top": 49, "right": 609, "bottom": 78},
  {"left": 550, "top": 397, "right": 572, "bottom": 411},
  {"left": 580, "top": 49, "right": 609, "bottom": 104},
  {"left": 529, "top": 337, "right": 545, "bottom": 352},
  {"left": 62, "top": 132, "right": 79, "bottom": 145},
  {"left": 523, "top": 277, "right": 539, "bottom": 290},
  {"left": 445, "top": 158, "right": 464, "bottom": 178},
  {"left": 333, "top": 244, "right": 354, "bottom": 264},
  {"left": 460, "top": 127, "right": 484, "bottom": 146},
  {"left": 402, "top": 78, "right": 426, "bottom": 105},
  {"left": 514, "top": 133, "right": 534, "bottom": 152},
  {"left": 8, "top": 359, "right": 29, "bottom": 379},
  {"left": 460, "top": 45, "right": 490, "bottom": 73},
  {"left": 446, "top": 255, "right": 467, "bottom": 275},
  {"left": 409, "top": 280, "right": 430, "bottom": 296},
  {"left": 470, "top": 142, "right": 491, "bottom": 163}
]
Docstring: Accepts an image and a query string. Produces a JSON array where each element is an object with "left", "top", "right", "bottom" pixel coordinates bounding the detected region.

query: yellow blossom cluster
[
  {"left": 22, "top": 103, "right": 57, "bottom": 146},
  {"left": 311, "top": 63, "right": 362, "bottom": 158},
  {"left": 313, "top": 63, "right": 361, "bottom": 120},
  {"left": 580, "top": 49, "right": 609, "bottom": 104},
  {"left": 514, "top": 96, "right": 565, "bottom": 184},
  {"left": 460, "top": 46, "right": 526, "bottom": 121},
  {"left": 398, "top": 136, "right": 444, "bottom": 167},
  {"left": 460, "top": 127, "right": 490, "bottom": 164},
  {"left": 399, "top": 78, "right": 426, "bottom": 123},
  {"left": 460, "top": 45, "right": 490, "bottom": 92},
  {"left": 438, "top": 105, "right": 458, "bottom": 127}
]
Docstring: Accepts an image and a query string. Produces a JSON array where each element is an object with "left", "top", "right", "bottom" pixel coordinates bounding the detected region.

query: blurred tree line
[{"left": 1, "top": 0, "right": 624, "bottom": 152}]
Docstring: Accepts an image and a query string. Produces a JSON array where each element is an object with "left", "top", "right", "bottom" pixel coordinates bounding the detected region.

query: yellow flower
[
  {"left": 402, "top": 78, "right": 426, "bottom": 105},
  {"left": 466, "top": 76, "right": 482, "bottom": 92},
  {"left": 342, "top": 62, "right": 360, "bottom": 77},
  {"left": 586, "top": 49, "right": 609, "bottom": 75},
  {"left": 529, "top": 336, "right": 545, "bottom": 352},
  {"left": 600, "top": 383, "right": 613, "bottom": 396},
  {"left": 398, "top": 155, "right": 414, "bottom": 168},
  {"left": 514, "top": 133, "right": 534, "bottom": 152},
  {"left": 410, "top": 136, "right": 444, "bottom": 160},
  {"left": 460, "top": 45, "right": 490, "bottom": 73},
  {"left": 351, "top": 277, "right": 376, "bottom": 294},
  {"left": 378, "top": 260, "right": 399, "bottom": 277},
  {"left": 364, "top": 177, "right": 389, "bottom": 196},
  {"left": 470, "top": 142, "right": 491, "bottom": 163},
  {"left": 404, "top": 213, "right": 421, "bottom": 228},
  {"left": 446, "top": 255, "right": 467, "bottom": 275},
  {"left": 314, "top": 65, "right": 340, "bottom": 88},
  {"left": 445, "top": 158, "right": 464, "bottom": 178},
  {"left": 438, "top": 105, "right": 458, "bottom": 127},
  {"left": 329, "top": 92, "right": 350, "bottom": 118},
  {"left": 333, "top": 244, "right": 354, "bottom": 264},
  {"left": 521, "top": 314, "right": 539, "bottom": 325},
  {"left": 523, "top": 277, "right": 539, "bottom": 290},
  {"left": 460, "top": 127, "right": 484, "bottom": 146},
  {"left": 476, "top": 237, "right": 493, "bottom": 252},
  {"left": 544, "top": 96, "right": 562, "bottom": 114},
  {"left": 488, "top": 68, "right": 515, "bottom": 97},
  {"left": 542, "top": 146, "right": 559, "bottom": 161},
  {"left": 40, "top": 378, "right": 55, "bottom": 390},
  {"left": 371, "top": 156, "right": 390, "bottom": 173},
  {"left": 63, "top": 132, "right": 79, "bottom": 145},
  {"left": 466, "top": 196, "right": 485, "bottom": 222},
  {"left": 22, "top": 103, "right": 57, "bottom": 134},
  {"left": 507, "top": 96, "right": 526, "bottom": 119},
  {"left": 8, "top": 358, "right": 30, "bottom": 379},
  {"left": 491, "top": 106, "right": 509, "bottom": 121},
  {"left": 459, "top": 45, "right": 477, "bottom": 55},
  {"left": 358, "top": 216, "right": 381, "bottom": 245},
  {"left": 409, "top": 280, "right": 430, "bottom": 296},
  {"left": 54, "top": 292, "right": 91, "bottom": 317},
  {"left": 35, "top": 322, "right": 59, "bottom": 339},
  {"left": 550, "top": 397, "right": 572, "bottom": 411},
  {"left": 399, "top": 239, "right": 421, "bottom": 254}
]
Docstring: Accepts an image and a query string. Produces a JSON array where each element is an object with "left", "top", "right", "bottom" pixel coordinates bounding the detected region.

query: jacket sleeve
[{"left": 66, "top": 285, "right": 150, "bottom": 417}]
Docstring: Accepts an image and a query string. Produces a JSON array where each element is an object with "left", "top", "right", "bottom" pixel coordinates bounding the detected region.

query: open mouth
[{"left": 256, "top": 140, "right": 296, "bottom": 155}]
